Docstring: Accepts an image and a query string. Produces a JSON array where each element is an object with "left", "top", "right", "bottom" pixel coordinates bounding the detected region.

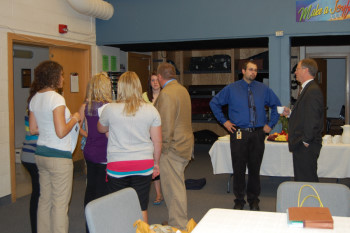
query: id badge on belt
[{"left": 236, "top": 129, "right": 242, "bottom": 139}]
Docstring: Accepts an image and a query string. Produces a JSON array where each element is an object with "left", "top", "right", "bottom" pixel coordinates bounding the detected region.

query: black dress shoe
[
  {"left": 233, "top": 202, "right": 244, "bottom": 210},
  {"left": 249, "top": 200, "right": 260, "bottom": 211}
]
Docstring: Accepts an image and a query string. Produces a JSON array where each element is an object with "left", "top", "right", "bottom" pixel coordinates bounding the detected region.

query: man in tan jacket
[{"left": 154, "top": 62, "right": 194, "bottom": 230}]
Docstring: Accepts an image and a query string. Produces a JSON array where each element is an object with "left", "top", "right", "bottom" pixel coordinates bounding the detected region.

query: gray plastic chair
[
  {"left": 85, "top": 187, "right": 143, "bottom": 233},
  {"left": 276, "top": 181, "right": 350, "bottom": 217}
]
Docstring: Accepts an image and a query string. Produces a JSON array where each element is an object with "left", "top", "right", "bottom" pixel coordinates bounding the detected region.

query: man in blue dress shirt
[{"left": 210, "top": 60, "right": 281, "bottom": 211}]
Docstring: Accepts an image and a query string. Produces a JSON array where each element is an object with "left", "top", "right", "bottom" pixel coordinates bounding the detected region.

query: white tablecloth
[
  {"left": 191, "top": 208, "right": 350, "bottom": 233},
  {"left": 209, "top": 138, "right": 350, "bottom": 178}
]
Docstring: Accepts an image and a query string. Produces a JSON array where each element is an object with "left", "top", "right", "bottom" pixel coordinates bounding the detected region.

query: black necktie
[{"left": 248, "top": 85, "right": 257, "bottom": 127}]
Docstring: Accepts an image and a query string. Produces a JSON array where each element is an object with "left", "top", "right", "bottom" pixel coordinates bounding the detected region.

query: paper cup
[
  {"left": 332, "top": 135, "right": 342, "bottom": 144},
  {"left": 323, "top": 135, "right": 332, "bottom": 144},
  {"left": 277, "top": 106, "right": 284, "bottom": 114}
]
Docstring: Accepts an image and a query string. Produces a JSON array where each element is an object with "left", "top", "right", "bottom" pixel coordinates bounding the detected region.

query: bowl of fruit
[{"left": 267, "top": 130, "right": 288, "bottom": 142}]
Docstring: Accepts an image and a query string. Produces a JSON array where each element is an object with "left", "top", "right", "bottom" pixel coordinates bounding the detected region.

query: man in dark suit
[{"left": 282, "top": 58, "right": 324, "bottom": 182}]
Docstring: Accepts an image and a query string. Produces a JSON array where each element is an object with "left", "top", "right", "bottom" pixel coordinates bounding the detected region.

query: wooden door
[
  {"left": 128, "top": 53, "right": 151, "bottom": 93},
  {"left": 49, "top": 47, "right": 90, "bottom": 161},
  {"left": 314, "top": 58, "right": 327, "bottom": 135}
]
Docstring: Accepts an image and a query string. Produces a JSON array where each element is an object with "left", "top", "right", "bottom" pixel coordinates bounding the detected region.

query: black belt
[{"left": 236, "top": 127, "right": 263, "bottom": 132}]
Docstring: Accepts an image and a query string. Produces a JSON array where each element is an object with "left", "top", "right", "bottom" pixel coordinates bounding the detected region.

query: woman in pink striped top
[{"left": 97, "top": 71, "right": 162, "bottom": 223}]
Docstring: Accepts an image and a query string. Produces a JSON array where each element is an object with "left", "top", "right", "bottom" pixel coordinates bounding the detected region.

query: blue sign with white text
[{"left": 296, "top": 0, "right": 350, "bottom": 22}]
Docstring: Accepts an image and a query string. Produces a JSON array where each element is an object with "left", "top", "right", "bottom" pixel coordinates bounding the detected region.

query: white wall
[
  {"left": 0, "top": 0, "right": 98, "bottom": 199},
  {"left": 95, "top": 46, "right": 124, "bottom": 72}
]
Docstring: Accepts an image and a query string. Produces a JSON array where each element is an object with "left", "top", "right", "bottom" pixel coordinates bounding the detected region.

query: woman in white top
[
  {"left": 28, "top": 61, "right": 80, "bottom": 233},
  {"left": 98, "top": 71, "right": 162, "bottom": 223}
]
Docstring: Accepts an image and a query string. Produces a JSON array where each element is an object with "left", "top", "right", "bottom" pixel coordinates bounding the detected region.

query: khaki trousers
[
  {"left": 160, "top": 151, "right": 189, "bottom": 230},
  {"left": 35, "top": 156, "right": 73, "bottom": 233}
]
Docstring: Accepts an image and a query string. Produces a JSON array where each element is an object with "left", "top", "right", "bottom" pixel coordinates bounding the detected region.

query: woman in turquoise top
[{"left": 21, "top": 114, "right": 39, "bottom": 233}]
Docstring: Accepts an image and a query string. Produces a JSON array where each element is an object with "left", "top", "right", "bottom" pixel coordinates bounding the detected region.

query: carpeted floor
[{"left": 1, "top": 144, "right": 349, "bottom": 233}]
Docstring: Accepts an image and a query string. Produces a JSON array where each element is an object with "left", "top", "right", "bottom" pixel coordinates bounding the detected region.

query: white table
[
  {"left": 192, "top": 208, "right": 350, "bottom": 233},
  {"left": 209, "top": 138, "right": 350, "bottom": 178}
]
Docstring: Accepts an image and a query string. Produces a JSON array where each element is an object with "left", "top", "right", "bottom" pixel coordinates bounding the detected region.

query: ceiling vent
[{"left": 66, "top": 0, "right": 114, "bottom": 20}]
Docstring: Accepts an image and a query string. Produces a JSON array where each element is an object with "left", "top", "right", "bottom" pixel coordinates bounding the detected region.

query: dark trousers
[
  {"left": 84, "top": 160, "right": 108, "bottom": 207},
  {"left": 230, "top": 129, "right": 265, "bottom": 204},
  {"left": 21, "top": 161, "right": 40, "bottom": 233},
  {"left": 292, "top": 143, "right": 321, "bottom": 182},
  {"left": 107, "top": 174, "right": 152, "bottom": 211},
  {"left": 84, "top": 160, "right": 107, "bottom": 233}
]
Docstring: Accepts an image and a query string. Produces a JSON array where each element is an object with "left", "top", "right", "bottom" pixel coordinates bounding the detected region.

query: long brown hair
[
  {"left": 147, "top": 71, "right": 158, "bottom": 102},
  {"left": 27, "top": 60, "right": 63, "bottom": 105}
]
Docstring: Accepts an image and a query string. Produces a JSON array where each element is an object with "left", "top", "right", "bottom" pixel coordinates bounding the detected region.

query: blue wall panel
[{"left": 97, "top": 0, "right": 350, "bottom": 45}]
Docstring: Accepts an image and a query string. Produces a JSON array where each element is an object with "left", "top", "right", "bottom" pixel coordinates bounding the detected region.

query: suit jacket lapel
[{"left": 291, "top": 80, "right": 314, "bottom": 113}]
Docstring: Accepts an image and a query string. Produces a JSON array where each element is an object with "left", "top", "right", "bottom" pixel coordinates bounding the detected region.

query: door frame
[
  {"left": 7, "top": 32, "right": 91, "bottom": 202},
  {"left": 306, "top": 52, "right": 350, "bottom": 125}
]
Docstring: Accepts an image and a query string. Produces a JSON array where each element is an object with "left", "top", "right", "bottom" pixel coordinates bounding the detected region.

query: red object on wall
[{"left": 59, "top": 24, "right": 68, "bottom": 34}]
